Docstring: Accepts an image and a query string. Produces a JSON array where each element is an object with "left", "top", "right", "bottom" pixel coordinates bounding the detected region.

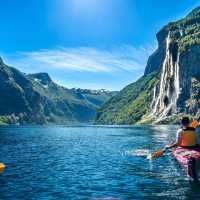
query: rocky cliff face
[
  {"left": 151, "top": 42, "right": 200, "bottom": 122},
  {"left": 28, "top": 73, "right": 53, "bottom": 86},
  {"left": 151, "top": 33, "right": 181, "bottom": 120},
  {"left": 148, "top": 7, "right": 200, "bottom": 122},
  {"left": 95, "top": 6, "right": 200, "bottom": 124}
]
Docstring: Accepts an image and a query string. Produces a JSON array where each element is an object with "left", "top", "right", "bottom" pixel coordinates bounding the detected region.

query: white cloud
[{"left": 4, "top": 45, "right": 154, "bottom": 74}]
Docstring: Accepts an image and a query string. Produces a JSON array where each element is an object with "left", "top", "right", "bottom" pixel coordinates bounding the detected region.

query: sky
[{"left": 0, "top": 0, "right": 200, "bottom": 90}]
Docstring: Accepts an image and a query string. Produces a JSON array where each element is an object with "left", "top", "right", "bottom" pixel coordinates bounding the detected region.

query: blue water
[{"left": 0, "top": 125, "right": 200, "bottom": 200}]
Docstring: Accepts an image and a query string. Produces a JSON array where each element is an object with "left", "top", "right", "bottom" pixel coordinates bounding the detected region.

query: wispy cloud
[{"left": 4, "top": 45, "right": 154, "bottom": 74}]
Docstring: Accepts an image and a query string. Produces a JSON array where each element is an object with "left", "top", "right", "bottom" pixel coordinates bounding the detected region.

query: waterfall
[{"left": 151, "top": 33, "right": 181, "bottom": 120}]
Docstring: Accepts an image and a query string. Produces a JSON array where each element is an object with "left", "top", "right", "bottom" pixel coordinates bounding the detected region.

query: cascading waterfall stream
[{"left": 151, "top": 33, "right": 181, "bottom": 121}]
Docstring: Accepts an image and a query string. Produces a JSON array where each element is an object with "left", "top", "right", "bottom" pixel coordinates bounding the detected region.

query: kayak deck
[{"left": 173, "top": 147, "right": 200, "bottom": 181}]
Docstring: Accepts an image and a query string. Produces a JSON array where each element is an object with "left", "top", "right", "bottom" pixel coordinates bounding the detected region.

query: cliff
[{"left": 95, "top": 6, "right": 200, "bottom": 124}]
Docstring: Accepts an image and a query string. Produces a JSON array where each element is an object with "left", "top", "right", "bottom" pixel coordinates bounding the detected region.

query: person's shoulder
[
  {"left": 187, "top": 127, "right": 196, "bottom": 131},
  {"left": 177, "top": 129, "right": 182, "bottom": 134}
]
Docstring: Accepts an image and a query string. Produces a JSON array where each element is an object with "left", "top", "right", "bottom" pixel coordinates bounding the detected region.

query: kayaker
[{"left": 166, "top": 117, "right": 199, "bottom": 149}]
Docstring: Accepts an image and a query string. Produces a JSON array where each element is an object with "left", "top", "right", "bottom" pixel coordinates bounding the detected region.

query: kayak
[
  {"left": 173, "top": 147, "right": 200, "bottom": 181},
  {"left": 0, "top": 163, "right": 5, "bottom": 173}
]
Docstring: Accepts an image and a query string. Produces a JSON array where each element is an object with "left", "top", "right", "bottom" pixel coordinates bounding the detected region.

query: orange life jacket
[{"left": 179, "top": 127, "right": 197, "bottom": 147}]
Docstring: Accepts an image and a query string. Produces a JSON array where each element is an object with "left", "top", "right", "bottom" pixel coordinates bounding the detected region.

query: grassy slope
[{"left": 95, "top": 73, "right": 158, "bottom": 124}]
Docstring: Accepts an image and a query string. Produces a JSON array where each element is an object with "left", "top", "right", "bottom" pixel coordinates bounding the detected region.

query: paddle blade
[
  {"left": 191, "top": 120, "right": 199, "bottom": 129},
  {"left": 151, "top": 150, "right": 165, "bottom": 159}
]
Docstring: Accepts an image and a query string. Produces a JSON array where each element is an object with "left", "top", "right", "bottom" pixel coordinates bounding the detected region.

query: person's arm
[
  {"left": 165, "top": 129, "right": 182, "bottom": 149},
  {"left": 166, "top": 143, "right": 178, "bottom": 149}
]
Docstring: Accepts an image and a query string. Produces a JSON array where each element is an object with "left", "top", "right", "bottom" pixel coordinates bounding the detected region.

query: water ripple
[{"left": 0, "top": 125, "right": 200, "bottom": 200}]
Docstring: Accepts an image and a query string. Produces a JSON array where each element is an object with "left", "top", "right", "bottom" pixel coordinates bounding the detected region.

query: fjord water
[{"left": 0, "top": 126, "right": 200, "bottom": 200}]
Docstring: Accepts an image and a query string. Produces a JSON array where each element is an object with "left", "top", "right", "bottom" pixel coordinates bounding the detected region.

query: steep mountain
[
  {"left": 0, "top": 59, "right": 115, "bottom": 124},
  {"left": 95, "top": 73, "right": 158, "bottom": 124},
  {"left": 95, "top": 6, "right": 200, "bottom": 124}
]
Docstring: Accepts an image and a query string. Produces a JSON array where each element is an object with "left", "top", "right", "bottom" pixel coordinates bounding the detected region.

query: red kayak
[{"left": 173, "top": 147, "right": 200, "bottom": 181}]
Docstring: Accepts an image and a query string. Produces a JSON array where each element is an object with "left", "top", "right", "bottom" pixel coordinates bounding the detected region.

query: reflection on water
[{"left": 0, "top": 125, "right": 200, "bottom": 200}]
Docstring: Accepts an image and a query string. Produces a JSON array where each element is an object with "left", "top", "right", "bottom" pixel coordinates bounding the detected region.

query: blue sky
[{"left": 0, "top": 0, "right": 200, "bottom": 90}]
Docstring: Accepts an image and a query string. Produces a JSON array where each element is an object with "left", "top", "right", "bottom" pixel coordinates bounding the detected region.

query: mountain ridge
[
  {"left": 95, "top": 6, "right": 200, "bottom": 125},
  {"left": 0, "top": 59, "right": 116, "bottom": 125}
]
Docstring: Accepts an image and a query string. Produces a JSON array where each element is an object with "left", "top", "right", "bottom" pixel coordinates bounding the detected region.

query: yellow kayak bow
[{"left": 0, "top": 163, "right": 5, "bottom": 173}]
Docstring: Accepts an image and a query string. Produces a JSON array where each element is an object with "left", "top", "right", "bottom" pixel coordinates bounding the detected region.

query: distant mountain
[
  {"left": 0, "top": 59, "right": 116, "bottom": 124},
  {"left": 95, "top": 6, "right": 200, "bottom": 124}
]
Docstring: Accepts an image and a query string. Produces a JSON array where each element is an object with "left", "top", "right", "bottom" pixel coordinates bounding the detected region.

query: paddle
[{"left": 150, "top": 148, "right": 167, "bottom": 159}]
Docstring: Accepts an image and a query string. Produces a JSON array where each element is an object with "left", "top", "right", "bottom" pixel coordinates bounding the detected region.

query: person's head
[{"left": 181, "top": 117, "right": 190, "bottom": 127}]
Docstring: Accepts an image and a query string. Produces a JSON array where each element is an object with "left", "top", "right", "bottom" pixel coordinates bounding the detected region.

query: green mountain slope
[
  {"left": 0, "top": 60, "right": 115, "bottom": 124},
  {"left": 95, "top": 73, "right": 158, "bottom": 124}
]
